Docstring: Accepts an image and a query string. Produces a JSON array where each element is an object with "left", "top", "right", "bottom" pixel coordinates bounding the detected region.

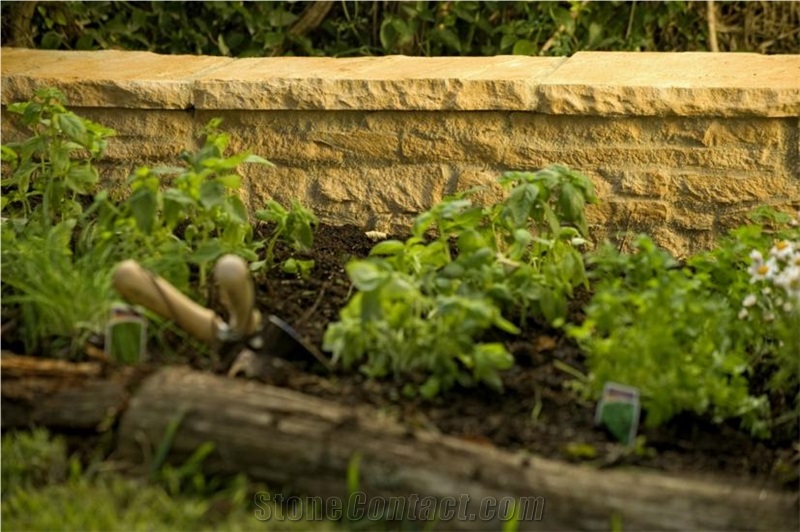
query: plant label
[
  {"left": 595, "top": 382, "right": 640, "bottom": 446},
  {"left": 105, "top": 303, "right": 147, "bottom": 364}
]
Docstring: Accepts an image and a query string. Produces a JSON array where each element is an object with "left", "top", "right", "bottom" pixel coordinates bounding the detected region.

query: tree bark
[
  {"left": 289, "top": 1, "right": 336, "bottom": 38},
  {"left": 4, "top": 2, "right": 38, "bottom": 48},
  {"left": 2, "top": 357, "right": 797, "bottom": 530},
  {"left": 1, "top": 352, "right": 135, "bottom": 430}
]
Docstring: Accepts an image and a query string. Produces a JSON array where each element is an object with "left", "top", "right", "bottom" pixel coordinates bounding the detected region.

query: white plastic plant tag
[
  {"left": 595, "top": 382, "right": 641, "bottom": 446},
  {"left": 105, "top": 303, "right": 147, "bottom": 364}
]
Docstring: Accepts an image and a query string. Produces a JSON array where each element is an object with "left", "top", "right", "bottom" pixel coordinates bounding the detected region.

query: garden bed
[
  {"left": 4, "top": 223, "right": 798, "bottom": 529},
  {"left": 206, "top": 223, "right": 800, "bottom": 488},
  {"left": 9, "top": 223, "right": 794, "bottom": 480},
  {"left": 2, "top": 84, "right": 798, "bottom": 530}
]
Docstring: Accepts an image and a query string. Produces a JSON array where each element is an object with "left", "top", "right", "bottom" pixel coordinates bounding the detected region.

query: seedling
[{"left": 254, "top": 199, "right": 318, "bottom": 272}]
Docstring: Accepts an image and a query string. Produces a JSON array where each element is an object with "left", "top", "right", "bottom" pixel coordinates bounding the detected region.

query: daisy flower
[
  {"left": 742, "top": 294, "right": 758, "bottom": 308},
  {"left": 775, "top": 265, "right": 800, "bottom": 302},
  {"left": 749, "top": 257, "right": 778, "bottom": 283},
  {"left": 770, "top": 240, "right": 794, "bottom": 261}
]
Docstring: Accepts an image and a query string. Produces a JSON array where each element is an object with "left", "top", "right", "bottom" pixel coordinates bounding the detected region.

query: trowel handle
[
  {"left": 112, "top": 260, "right": 222, "bottom": 345},
  {"left": 214, "top": 255, "right": 262, "bottom": 336}
]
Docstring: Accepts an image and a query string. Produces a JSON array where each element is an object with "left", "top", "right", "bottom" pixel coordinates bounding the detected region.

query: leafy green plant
[
  {"left": 325, "top": 164, "right": 596, "bottom": 397},
  {"left": 328, "top": 259, "right": 518, "bottom": 396},
  {"left": 687, "top": 208, "right": 800, "bottom": 434},
  {"left": 2, "top": 89, "right": 317, "bottom": 359},
  {"left": 118, "top": 118, "right": 273, "bottom": 288},
  {"left": 1, "top": 88, "right": 120, "bottom": 357},
  {"left": 569, "top": 235, "right": 770, "bottom": 436},
  {"left": 1, "top": 87, "right": 114, "bottom": 225},
  {"left": 494, "top": 167, "right": 595, "bottom": 325},
  {"left": 6, "top": 1, "right": 795, "bottom": 57},
  {"left": 255, "top": 198, "right": 318, "bottom": 273},
  {"left": 1, "top": 219, "right": 116, "bottom": 357}
]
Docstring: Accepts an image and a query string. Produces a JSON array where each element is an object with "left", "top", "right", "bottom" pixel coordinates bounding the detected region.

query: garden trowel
[{"left": 111, "top": 255, "right": 331, "bottom": 378}]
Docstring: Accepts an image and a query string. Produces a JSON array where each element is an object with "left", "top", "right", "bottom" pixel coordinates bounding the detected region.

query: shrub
[
  {"left": 570, "top": 210, "right": 800, "bottom": 439},
  {"left": 688, "top": 208, "right": 800, "bottom": 434},
  {"left": 4, "top": 2, "right": 797, "bottom": 56},
  {"left": 570, "top": 236, "right": 769, "bottom": 435}
]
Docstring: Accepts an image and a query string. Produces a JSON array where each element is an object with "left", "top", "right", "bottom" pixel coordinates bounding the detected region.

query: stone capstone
[{"left": 2, "top": 48, "right": 799, "bottom": 255}]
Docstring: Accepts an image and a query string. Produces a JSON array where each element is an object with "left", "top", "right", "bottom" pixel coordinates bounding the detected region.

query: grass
[{"left": 1, "top": 429, "right": 339, "bottom": 531}]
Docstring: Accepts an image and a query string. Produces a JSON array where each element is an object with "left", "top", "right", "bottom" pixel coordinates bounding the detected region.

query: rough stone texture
[
  {"left": 208, "top": 111, "right": 799, "bottom": 253},
  {"left": 538, "top": 52, "right": 800, "bottom": 117},
  {"left": 194, "top": 55, "right": 565, "bottom": 111},
  {"left": 78, "top": 108, "right": 196, "bottom": 161},
  {"left": 1, "top": 106, "right": 196, "bottom": 199},
  {"left": 1, "top": 48, "right": 232, "bottom": 109},
  {"left": 2, "top": 48, "right": 799, "bottom": 254}
]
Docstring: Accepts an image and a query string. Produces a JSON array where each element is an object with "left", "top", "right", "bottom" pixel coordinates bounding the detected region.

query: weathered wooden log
[
  {"left": 114, "top": 367, "right": 799, "bottom": 531},
  {"left": 1, "top": 352, "right": 133, "bottom": 430},
  {"left": 2, "top": 355, "right": 796, "bottom": 529}
]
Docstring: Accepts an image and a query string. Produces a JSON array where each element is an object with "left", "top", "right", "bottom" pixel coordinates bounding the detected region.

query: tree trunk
[
  {"left": 2, "top": 357, "right": 797, "bottom": 530},
  {"left": 4, "top": 2, "right": 38, "bottom": 48},
  {"left": 289, "top": 1, "right": 336, "bottom": 38}
]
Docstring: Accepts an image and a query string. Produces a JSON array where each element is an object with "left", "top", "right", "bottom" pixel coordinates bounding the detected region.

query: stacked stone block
[{"left": 2, "top": 48, "right": 798, "bottom": 255}]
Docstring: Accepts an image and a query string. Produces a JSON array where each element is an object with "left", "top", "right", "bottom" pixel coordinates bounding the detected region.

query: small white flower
[
  {"left": 738, "top": 308, "right": 749, "bottom": 320},
  {"left": 749, "top": 249, "right": 764, "bottom": 264},
  {"left": 762, "top": 287, "right": 772, "bottom": 295},
  {"left": 775, "top": 265, "right": 800, "bottom": 293},
  {"left": 764, "top": 312, "right": 776, "bottom": 322},
  {"left": 770, "top": 240, "right": 794, "bottom": 261},
  {"left": 749, "top": 257, "right": 778, "bottom": 282},
  {"left": 742, "top": 294, "right": 758, "bottom": 307},
  {"left": 783, "top": 301, "right": 794, "bottom": 313}
]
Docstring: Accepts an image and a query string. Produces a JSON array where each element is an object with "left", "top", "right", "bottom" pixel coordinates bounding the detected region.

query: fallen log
[
  {"left": 2, "top": 356, "right": 797, "bottom": 530},
  {"left": 114, "top": 367, "right": 799, "bottom": 531},
  {"left": 1, "top": 352, "right": 133, "bottom": 430}
]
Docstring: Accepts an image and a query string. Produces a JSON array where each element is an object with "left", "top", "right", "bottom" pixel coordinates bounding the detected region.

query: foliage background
[{"left": 2, "top": 1, "right": 798, "bottom": 58}]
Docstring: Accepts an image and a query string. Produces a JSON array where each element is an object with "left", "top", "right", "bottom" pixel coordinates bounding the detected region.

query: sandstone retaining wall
[{"left": 2, "top": 48, "right": 799, "bottom": 255}]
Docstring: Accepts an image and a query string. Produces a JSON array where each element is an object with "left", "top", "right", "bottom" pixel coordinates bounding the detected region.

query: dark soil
[
  {"left": 214, "top": 223, "right": 797, "bottom": 490},
  {"left": 4, "top": 223, "right": 796, "bottom": 490}
]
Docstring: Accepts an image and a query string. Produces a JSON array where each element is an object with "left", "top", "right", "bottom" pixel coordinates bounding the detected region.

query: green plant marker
[
  {"left": 595, "top": 382, "right": 640, "bottom": 446},
  {"left": 105, "top": 304, "right": 147, "bottom": 364}
]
